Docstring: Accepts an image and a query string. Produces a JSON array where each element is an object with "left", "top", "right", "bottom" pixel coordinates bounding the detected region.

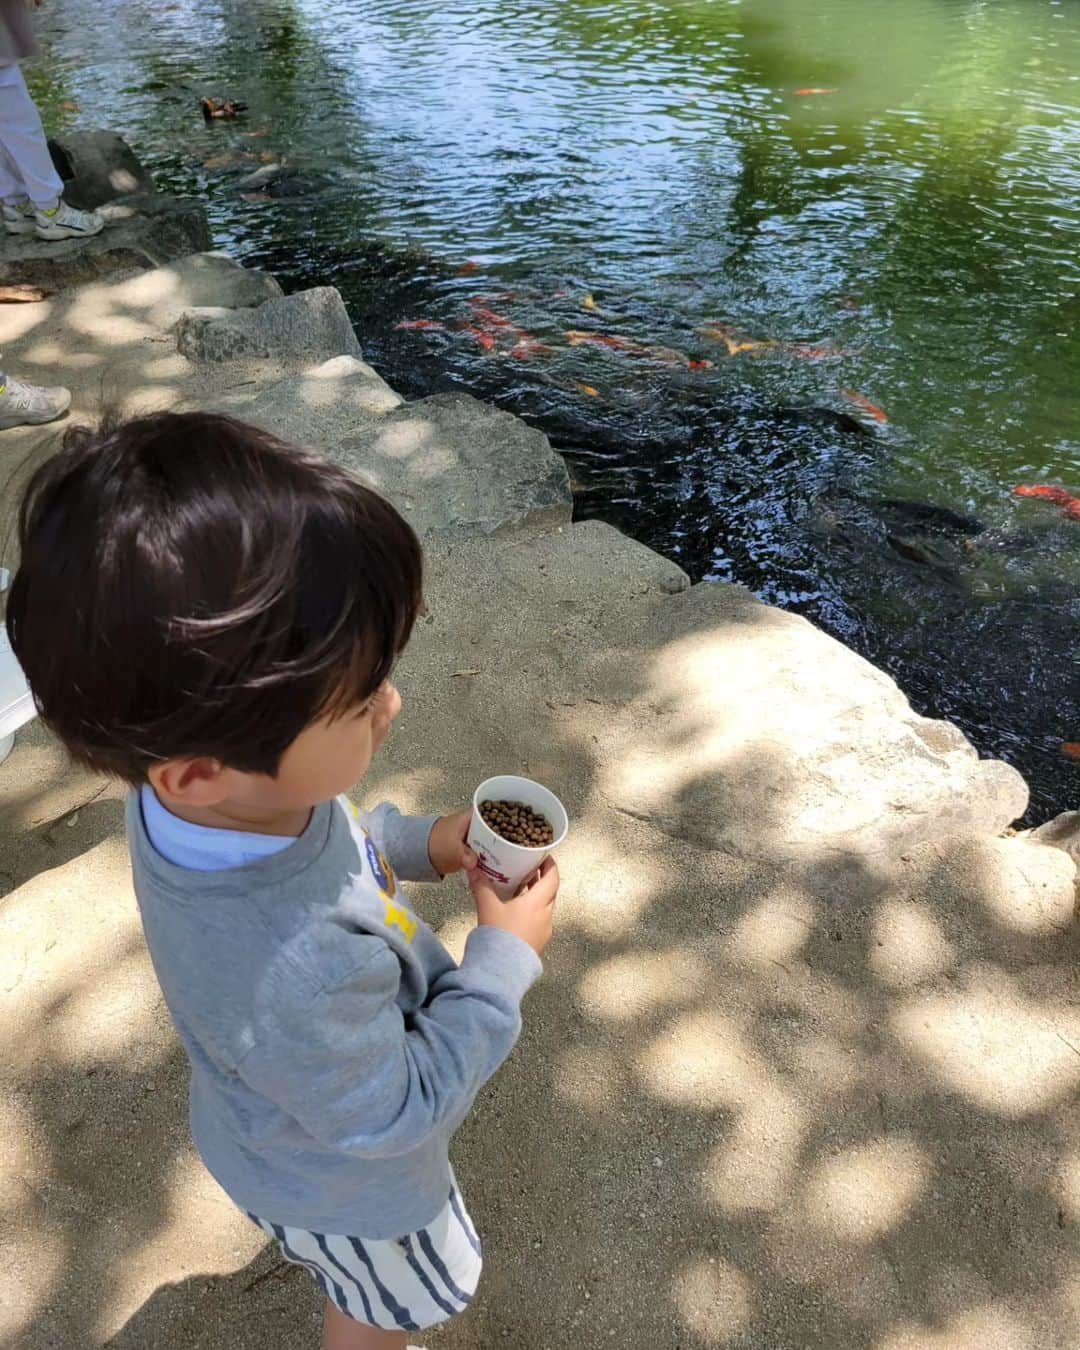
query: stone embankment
[{"left": 1, "top": 134, "right": 1078, "bottom": 1350}]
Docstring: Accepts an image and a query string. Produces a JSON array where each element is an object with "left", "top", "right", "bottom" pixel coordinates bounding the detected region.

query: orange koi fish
[
  {"left": 840, "top": 389, "right": 888, "bottom": 423},
  {"left": 699, "top": 325, "right": 775, "bottom": 356},
  {"left": 395, "top": 319, "right": 447, "bottom": 331},
  {"left": 1014, "top": 484, "right": 1080, "bottom": 520},
  {"left": 1062, "top": 743, "right": 1080, "bottom": 761},
  {"left": 456, "top": 260, "right": 479, "bottom": 276},
  {"left": 794, "top": 87, "right": 838, "bottom": 96},
  {"left": 565, "top": 330, "right": 642, "bottom": 353},
  {"left": 575, "top": 382, "right": 600, "bottom": 397},
  {"left": 459, "top": 324, "right": 495, "bottom": 350}
]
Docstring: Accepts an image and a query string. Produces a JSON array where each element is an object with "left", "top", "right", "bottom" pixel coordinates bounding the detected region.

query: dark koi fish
[{"left": 841, "top": 389, "right": 888, "bottom": 423}]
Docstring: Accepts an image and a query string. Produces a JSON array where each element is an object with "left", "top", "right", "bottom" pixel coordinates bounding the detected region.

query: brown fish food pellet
[{"left": 479, "top": 799, "right": 556, "bottom": 848}]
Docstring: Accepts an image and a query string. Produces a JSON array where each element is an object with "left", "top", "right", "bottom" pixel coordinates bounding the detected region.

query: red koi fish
[
  {"left": 688, "top": 359, "right": 714, "bottom": 370},
  {"left": 1014, "top": 484, "right": 1080, "bottom": 520},
  {"left": 841, "top": 389, "right": 888, "bottom": 423},
  {"left": 467, "top": 301, "right": 516, "bottom": 328},
  {"left": 459, "top": 324, "right": 495, "bottom": 350},
  {"left": 794, "top": 87, "right": 838, "bottom": 96},
  {"left": 395, "top": 318, "right": 447, "bottom": 331},
  {"left": 510, "top": 337, "right": 555, "bottom": 360}
]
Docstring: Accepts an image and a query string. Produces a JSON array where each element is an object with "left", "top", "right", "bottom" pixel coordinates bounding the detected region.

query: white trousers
[{"left": 0, "top": 62, "right": 63, "bottom": 205}]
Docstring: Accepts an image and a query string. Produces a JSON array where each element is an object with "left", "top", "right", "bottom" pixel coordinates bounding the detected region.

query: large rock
[
  {"left": 0, "top": 194, "right": 211, "bottom": 292},
  {"left": 175, "top": 287, "right": 361, "bottom": 363},
  {"left": 213, "top": 353, "right": 401, "bottom": 435},
  {"left": 582, "top": 577, "right": 1030, "bottom": 862},
  {"left": 330, "top": 391, "right": 573, "bottom": 538},
  {"left": 47, "top": 130, "right": 154, "bottom": 209}
]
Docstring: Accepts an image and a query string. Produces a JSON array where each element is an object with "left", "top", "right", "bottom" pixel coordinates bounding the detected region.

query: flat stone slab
[
  {"left": 330, "top": 390, "right": 573, "bottom": 538},
  {"left": 175, "top": 286, "right": 361, "bottom": 363},
  {"left": 90, "top": 252, "right": 282, "bottom": 331},
  {"left": 0, "top": 193, "right": 211, "bottom": 292},
  {"left": 212, "top": 352, "right": 402, "bottom": 433}
]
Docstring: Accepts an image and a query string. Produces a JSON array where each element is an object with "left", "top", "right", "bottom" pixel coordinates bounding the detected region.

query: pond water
[{"left": 34, "top": 0, "right": 1080, "bottom": 819}]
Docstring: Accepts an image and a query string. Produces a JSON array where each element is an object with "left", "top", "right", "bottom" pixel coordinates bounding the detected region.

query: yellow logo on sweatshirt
[{"left": 384, "top": 897, "right": 417, "bottom": 943}]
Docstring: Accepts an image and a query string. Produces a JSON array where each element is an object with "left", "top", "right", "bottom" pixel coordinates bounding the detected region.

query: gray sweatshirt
[{"left": 126, "top": 793, "right": 542, "bottom": 1238}]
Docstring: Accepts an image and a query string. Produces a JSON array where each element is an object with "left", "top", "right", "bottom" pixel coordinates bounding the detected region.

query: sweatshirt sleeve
[
  {"left": 237, "top": 926, "right": 542, "bottom": 1157},
  {"left": 358, "top": 801, "right": 442, "bottom": 882}
]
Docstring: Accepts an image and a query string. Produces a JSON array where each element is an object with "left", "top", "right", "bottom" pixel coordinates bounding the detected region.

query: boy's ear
[{"left": 148, "top": 757, "right": 230, "bottom": 806}]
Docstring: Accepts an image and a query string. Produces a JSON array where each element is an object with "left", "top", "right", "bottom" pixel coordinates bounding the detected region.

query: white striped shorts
[{"left": 247, "top": 1183, "right": 482, "bottom": 1331}]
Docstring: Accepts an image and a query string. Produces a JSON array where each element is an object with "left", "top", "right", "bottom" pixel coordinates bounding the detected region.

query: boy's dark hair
[{"left": 6, "top": 411, "right": 423, "bottom": 783}]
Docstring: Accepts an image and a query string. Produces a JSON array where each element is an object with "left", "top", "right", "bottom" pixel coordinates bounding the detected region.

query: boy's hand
[
  {"left": 428, "top": 810, "right": 478, "bottom": 877},
  {"left": 469, "top": 856, "right": 559, "bottom": 956}
]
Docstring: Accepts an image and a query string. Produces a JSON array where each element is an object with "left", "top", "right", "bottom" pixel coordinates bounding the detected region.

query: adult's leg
[
  {"left": 0, "top": 63, "right": 63, "bottom": 206},
  {"left": 322, "top": 1298, "right": 409, "bottom": 1350}
]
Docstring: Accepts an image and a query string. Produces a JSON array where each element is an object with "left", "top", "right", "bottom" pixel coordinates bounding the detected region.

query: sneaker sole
[
  {"left": 34, "top": 221, "right": 105, "bottom": 241},
  {"left": 0, "top": 401, "right": 72, "bottom": 429},
  {"left": 3, "top": 219, "right": 37, "bottom": 235}
]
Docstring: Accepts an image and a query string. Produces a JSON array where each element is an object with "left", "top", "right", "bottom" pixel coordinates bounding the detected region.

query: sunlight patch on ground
[
  {"left": 95, "top": 1150, "right": 261, "bottom": 1343},
  {"left": 798, "top": 1137, "right": 930, "bottom": 1242},
  {"left": 553, "top": 1043, "right": 624, "bottom": 1119},
  {"left": 722, "top": 893, "right": 817, "bottom": 971},
  {"left": 891, "top": 967, "right": 1080, "bottom": 1116},
  {"left": 577, "top": 949, "right": 707, "bottom": 1023},
  {"left": 672, "top": 1256, "right": 753, "bottom": 1345},
  {"left": 640, "top": 1009, "right": 806, "bottom": 1213},
  {"left": 0, "top": 1219, "right": 62, "bottom": 1345},
  {"left": 875, "top": 1302, "right": 1040, "bottom": 1350},
  {"left": 871, "top": 897, "right": 957, "bottom": 987}
]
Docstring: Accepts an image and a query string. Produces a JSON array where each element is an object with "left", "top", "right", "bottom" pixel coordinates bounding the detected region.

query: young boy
[{"left": 6, "top": 411, "right": 559, "bottom": 1350}]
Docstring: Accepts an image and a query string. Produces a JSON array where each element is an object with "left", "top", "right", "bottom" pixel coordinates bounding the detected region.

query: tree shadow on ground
[{"left": 3, "top": 442, "right": 1078, "bottom": 1350}]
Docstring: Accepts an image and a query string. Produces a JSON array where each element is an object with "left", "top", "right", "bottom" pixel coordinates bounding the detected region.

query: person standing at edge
[{"left": 0, "top": 0, "right": 106, "bottom": 428}]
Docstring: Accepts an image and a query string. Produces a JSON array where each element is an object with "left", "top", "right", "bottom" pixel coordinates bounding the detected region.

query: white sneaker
[
  {"left": 34, "top": 199, "right": 105, "bottom": 241},
  {"left": 2, "top": 197, "right": 36, "bottom": 235},
  {"left": 0, "top": 376, "right": 71, "bottom": 428}
]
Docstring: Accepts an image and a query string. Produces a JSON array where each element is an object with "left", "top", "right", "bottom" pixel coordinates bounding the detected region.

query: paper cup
[{"left": 467, "top": 775, "right": 569, "bottom": 901}]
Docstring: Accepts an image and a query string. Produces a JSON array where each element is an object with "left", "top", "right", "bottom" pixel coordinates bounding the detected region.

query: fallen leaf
[
  {"left": 258, "top": 150, "right": 279, "bottom": 164},
  {"left": 0, "top": 284, "right": 49, "bottom": 303},
  {"left": 583, "top": 293, "right": 596, "bottom": 310},
  {"left": 60, "top": 99, "right": 79, "bottom": 113},
  {"left": 576, "top": 382, "right": 600, "bottom": 397},
  {"left": 452, "top": 668, "right": 482, "bottom": 678}
]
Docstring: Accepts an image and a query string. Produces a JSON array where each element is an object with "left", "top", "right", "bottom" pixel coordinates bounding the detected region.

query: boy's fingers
[
  {"left": 461, "top": 845, "right": 478, "bottom": 869},
  {"left": 524, "top": 857, "right": 559, "bottom": 905},
  {"left": 467, "top": 866, "right": 501, "bottom": 910}
]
